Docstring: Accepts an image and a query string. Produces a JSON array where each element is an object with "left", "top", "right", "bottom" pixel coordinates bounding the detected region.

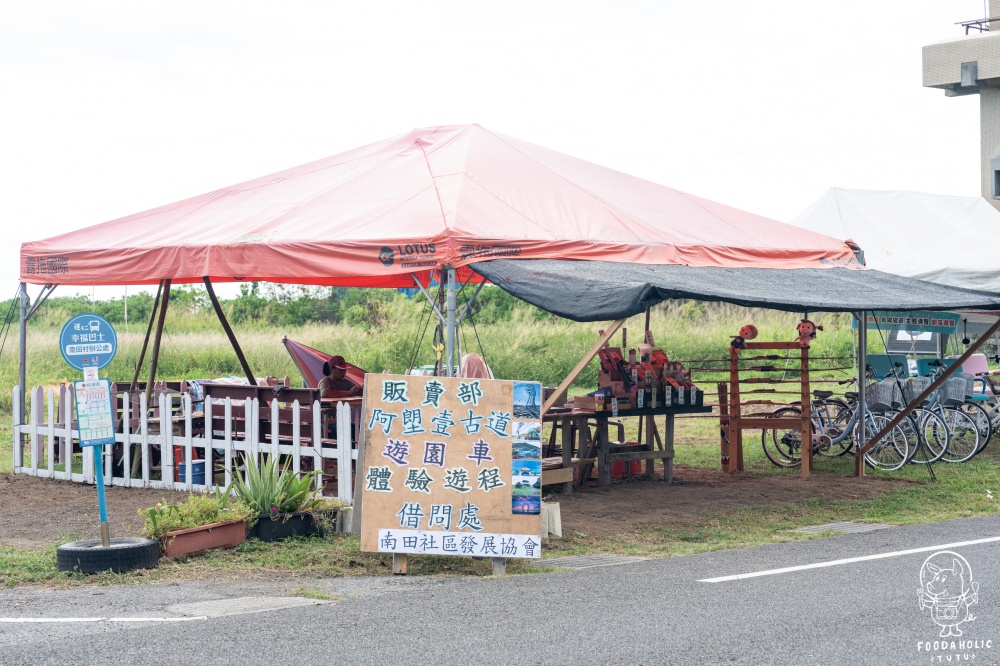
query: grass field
[{"left": 2, "top": 296, "right": 999, "bottom": 587}]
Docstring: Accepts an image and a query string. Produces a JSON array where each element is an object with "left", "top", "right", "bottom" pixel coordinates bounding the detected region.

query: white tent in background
[{"left": 788, "top": 188, "right": 1000, "bottom": 293}]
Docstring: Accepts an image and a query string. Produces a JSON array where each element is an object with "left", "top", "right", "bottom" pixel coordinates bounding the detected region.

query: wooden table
[{"left": 543, "top": 404, "right": 712, "bottom": 491}]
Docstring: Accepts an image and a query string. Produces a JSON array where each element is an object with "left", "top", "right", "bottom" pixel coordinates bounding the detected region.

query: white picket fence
[{"left": 11, "top": 385, "right": 357, "bottom": 504}]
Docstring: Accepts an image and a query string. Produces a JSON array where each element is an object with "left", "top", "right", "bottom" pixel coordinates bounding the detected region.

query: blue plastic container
[{"left": 176, "top": 460, "right": 206, "bottom": 485}]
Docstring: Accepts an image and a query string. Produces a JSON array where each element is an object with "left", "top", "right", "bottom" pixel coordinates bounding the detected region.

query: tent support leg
[
  {"left": 855, "top": 312, "right": 867, "bottom": 477},
  {"left": 25, "top": 283, "right": 56, "bottom": 321},
  {"left": 132, "top": 280, "right": 171, "bottom": 478},
  {"left": 445, "top": 267, "right": 457, "bottom": 377},
  {"left": 17, "top": 282, "right": 28, "bottom": 454},
  {"left": 143, "top": 279, "right": 171, "bottom": 408},
  {"left": 130, "top": 280, "right": 163, "bottom": 390},
  {"left": 204, "top": 277, "right": 256, "bottom": 386}
]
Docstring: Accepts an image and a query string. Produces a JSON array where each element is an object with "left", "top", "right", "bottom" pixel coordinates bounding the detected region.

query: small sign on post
[
  {"left": 60, "top": 314, "right": 118, "bottom": 371},
  {"left": 359, "top": 374, "right": 543, "bottom": 572},
  {"left": 61, "top": 314, "right": 118, "bottom": 547}
]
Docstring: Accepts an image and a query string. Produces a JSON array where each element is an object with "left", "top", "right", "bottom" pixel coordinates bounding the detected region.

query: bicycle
[
  {"left": 918, "top": 360, "right": 981, "bottom": 463},
  {"left": 761, "top": 378, "right": 911, "bottom": 471},
  {"left": 878, "top": 362, "right": 950, "bottom": 465}
]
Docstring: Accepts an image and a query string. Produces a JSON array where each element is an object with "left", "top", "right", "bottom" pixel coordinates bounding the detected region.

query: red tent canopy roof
[{"left": 21, "top": 124, "right": 859, "bottom": 286}]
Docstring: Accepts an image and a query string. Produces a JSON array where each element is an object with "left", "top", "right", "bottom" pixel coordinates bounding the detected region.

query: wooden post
[
  {"left": 597, "top": 422, "right": 610, "bottom": 489},
  {"left": 204, "top": 277, "right": 257, "bottom": 386},
  {"left": 663, "top": 413, "right": 675, "bottom": 483},
  {"left": 392, "top": 553, "right": 407, "bottom": 575},
  {"left": 542, "top": 319, "right": 626, "bottom": 415},
  {"left": 576, "top": 418, "right": 596, "bottom": 486},
  {"left": 727, "top": 346, "right": 741, "bottom": 474},
  {"left": 491, "top": 557, "right": 506, "bottom": 575},
  {"left": 800, "top": 345, "right": 812, "bottom": 478},
  {"left": 644, "top": 413, "right": 655, "bottom": 477},
  {"left": 560, "top": 417, "right": 573, "bottom": 494},
  {"left": 718, "top": 382, "right": 730, "bottom": 471}
]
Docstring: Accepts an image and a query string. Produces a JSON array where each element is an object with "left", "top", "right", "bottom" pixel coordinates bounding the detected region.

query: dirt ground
[
  {"left": 0, "top": 474, "right": 173, "bottom": 549},
  {"left": 552, "top": 465, "right": 899, "bottom": 538},
  {"left": 0, "top": 466, "right": 900, "bottom": 550}
]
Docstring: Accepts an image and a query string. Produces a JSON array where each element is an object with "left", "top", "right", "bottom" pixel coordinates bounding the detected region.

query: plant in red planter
[
  {"left": 231, "top": 456, "right": 342, "bottom": 542},
  {"left": 139, "top": 491, "right": 256, "bottom": 559}
]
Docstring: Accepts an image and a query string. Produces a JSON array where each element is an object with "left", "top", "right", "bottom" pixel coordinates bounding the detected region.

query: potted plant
[
  {"left": 231, "top": 456, "right": 342, "bottom": 542},
  {"left": 139, "top": 490, "right": 256, "bottom": 559}
]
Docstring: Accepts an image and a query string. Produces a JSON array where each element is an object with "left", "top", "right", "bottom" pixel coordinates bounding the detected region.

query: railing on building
[{"left": 957, "top": 17, "right": 1000, "bottom": 34}]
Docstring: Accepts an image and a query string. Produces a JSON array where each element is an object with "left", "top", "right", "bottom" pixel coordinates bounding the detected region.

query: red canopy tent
[
  {"left": 17, "top": 124, "right": 1000, "bottom": 475},
  {"left": 20, "top": 124, "right": 859, "bottom": 288}
]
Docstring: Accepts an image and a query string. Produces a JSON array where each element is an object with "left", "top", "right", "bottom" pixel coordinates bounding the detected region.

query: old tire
[{"left": 57, "top": 537, "right": 160, "bottom": 574}]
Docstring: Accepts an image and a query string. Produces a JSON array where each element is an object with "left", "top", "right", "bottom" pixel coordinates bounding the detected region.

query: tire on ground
[{"left": 56, "top": 537, "right": 160, "bottom": 574}]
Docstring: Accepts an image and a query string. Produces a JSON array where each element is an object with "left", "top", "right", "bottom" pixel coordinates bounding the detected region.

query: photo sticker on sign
[{"left": 360, "top": 375, "right": 542, "bottom": 558}]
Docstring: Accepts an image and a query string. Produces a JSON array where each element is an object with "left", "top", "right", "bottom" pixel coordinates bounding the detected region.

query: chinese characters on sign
[
  {"left": 853, "top": 311, "right": 960, "bottom": 335},
  {"left": 58, "top": 314, "right": 118, "bottom": 371},
  {"left": 360, "top": 375, "right": 543, "bottom": 559},
  {"left": 24, "top": 256, "right": 69, "bottom": 275}
]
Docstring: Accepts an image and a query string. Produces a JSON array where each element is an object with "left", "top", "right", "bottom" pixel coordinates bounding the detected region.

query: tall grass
[{"left": 2, "top": 295, "right": 871, "bottom": 414}]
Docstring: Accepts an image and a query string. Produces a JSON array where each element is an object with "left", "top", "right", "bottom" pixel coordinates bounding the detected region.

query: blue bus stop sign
[{"left": 59, "top": 314, "right": 118, "bottom": 370}]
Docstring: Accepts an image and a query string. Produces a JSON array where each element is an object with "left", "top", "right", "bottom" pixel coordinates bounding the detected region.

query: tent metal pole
[
  {"left": 17, "top": 282, "right": 28, "bottom": 437},
  {"left": 134, "top": 280, "right": 170, "bottom": 478},
  {"left": 25, "top": 283, "right": 56, "bottom": 320},
  {"left": 855, "top": 311, "right": 867, "bottom": 477},
  {"left": 445, "top": 267, "right": 457, "bottom": 377},
  {"left": 410, "top": 272, "right": 446, "bottom": 326},
  {"left": 203, "top": 277, "right": 256, "bottom": 386},
  {"left": 142, "top": 280, "right": 171, "bottom": 410},
  {"left": 130, "top": 280, "right": 163, "bottom": 390}
]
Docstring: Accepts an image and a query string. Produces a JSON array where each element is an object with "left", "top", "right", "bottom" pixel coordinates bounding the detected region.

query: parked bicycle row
[{"left": 760, "top": 353, "right": 1000, "bottom": 471}]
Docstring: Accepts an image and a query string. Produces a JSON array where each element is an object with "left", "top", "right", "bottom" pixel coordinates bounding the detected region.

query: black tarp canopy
[{"left": 471, "top": 260, "right": 1000, "bottom": 322}]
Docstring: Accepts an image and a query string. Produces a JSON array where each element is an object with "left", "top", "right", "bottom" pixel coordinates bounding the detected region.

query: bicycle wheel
[
  {"left": 904, "top": 408, "right": 948, "bottom": 465},
  {"left": 939, "top": 407, "right": 980, "bottom": 463},
  {"left": 861, "top": 413, "right": 910, "bottom": 471},
  {"left": 959, "top": 402, "right": 993, "bottom": 455},
  {"left": 761, "top": 407, "right": 802, "bottom": 468},
  {"left": 814, "top": 398, "right": 854, "bottom": 457}
]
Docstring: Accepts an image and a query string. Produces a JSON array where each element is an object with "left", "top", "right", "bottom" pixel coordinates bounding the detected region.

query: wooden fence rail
[{"left": 11, "top": 385, "right": 357, "bottom": 504}]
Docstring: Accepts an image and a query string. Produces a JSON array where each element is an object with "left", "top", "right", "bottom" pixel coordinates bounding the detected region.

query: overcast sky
[{"left": 0, "top": 1, "right": 988, "bottom": 300}]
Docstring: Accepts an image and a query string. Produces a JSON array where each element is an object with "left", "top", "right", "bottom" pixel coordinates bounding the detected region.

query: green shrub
[
  {"left": 230, "top": 456, "right": 324, "bottom": 514},
  {"left": 138, "top": 491, "right": 256, "bottom": 541}
]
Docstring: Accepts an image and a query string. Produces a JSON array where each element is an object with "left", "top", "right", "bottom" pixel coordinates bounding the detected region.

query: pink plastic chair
[{"left": 948, "top": 353, "right": 998, "bottom": 396}]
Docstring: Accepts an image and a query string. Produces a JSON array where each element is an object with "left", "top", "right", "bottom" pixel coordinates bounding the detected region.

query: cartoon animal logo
[
  {"left": 918, "top": 551, "right": 979, "bottom": 637},
  {"left": 795, "top": 319, "right": 823, "bottom": 348}
]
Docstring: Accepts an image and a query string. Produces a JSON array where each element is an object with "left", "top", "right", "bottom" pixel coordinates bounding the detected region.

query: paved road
[{"left": 3, "top": 515, "right": 1000, "bottom": 665}]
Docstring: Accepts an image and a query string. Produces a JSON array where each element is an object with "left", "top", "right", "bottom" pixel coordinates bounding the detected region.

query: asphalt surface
[{"left": 3, "top": 515, "right": 1000, "bottom": 665}]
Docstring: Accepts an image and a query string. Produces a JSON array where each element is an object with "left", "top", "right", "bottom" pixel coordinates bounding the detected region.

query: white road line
[
  {"left": 0, "top": 616, "right": 207, "bottom": 623},
  {"left": 699, "top": 535, "right": 1000, "bottom": 583}
]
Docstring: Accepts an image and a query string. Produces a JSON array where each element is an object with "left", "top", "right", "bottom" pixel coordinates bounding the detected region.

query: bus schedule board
[
  {"left": 359, "top": 374, "right": 543, "bottom": 559},
  {"left": 73, "top": 378, "right": 116, "bottom": 447}
]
